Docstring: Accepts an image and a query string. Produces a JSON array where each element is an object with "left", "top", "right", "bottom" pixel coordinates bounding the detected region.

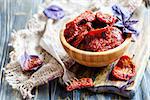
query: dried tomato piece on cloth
[
  {"left": 66, "top": 78, "right": 94, "bottom": 91},
  {"left": 19, "top": 53, "right": 43, "bottom": 71},
  {"left": 96, "top": 12, "right": 117, "bottom": 25},
  {"left": 112, "top": 55, "right": 136, "bottom": 81}
]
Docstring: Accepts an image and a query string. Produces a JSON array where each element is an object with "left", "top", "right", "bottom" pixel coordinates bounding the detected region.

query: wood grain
[{"left": 0, "top": 0, "right": 150, "bottom": 100}]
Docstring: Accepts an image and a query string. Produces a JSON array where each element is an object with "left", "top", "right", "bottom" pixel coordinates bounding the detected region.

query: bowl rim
[{"left": 60, "top": 29, "right": 131, "bottom": 56}]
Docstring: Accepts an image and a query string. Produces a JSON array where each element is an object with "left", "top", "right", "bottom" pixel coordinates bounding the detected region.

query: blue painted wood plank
[{"left": 0, "top": 1, "right": 150, "bottom": 100}]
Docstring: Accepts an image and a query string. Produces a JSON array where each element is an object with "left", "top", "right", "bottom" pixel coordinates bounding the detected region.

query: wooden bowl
[{"left": 60, "top": 29, "right": 131, "bottom": 67}]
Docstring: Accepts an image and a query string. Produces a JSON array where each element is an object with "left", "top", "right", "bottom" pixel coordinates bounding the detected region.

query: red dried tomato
[
  {"left": 87, "top": 26, "right": 108, "bottom": 37},
  {"left": 66, "top": 78, "right": 94, "bottom": 91},
  {"left": 82, "top": 27, "right": 124, "bottom": 52},
  {"left": 74, "top": 10, "right": 95, "bottom": 24},
  {"left": 96, "top": 12, "right": 117, "bottom": 25},
  {"left": 23, "top": 55, "right": 43, "bottom": 71},
  {"left": 64, "top": 22, "right": 78, "bottom": 43},
  {"left": 64, "top": 11, "right": 95, "bottom": 44},
  {"left": 112, "top": 55, "right": 136, "bottom": 81},
  {"left": 71, "top": 22, "right": 93, "bottom": 47}
]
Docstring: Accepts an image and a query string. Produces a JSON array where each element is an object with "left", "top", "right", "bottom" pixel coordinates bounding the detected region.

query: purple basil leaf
[
  {"left": 116, "top": 16, "right": 121, "bottom": 21},
  {"left": 19, "top": 52, "right": 42, "bottom": 71},
  {"left": 125, "top": 20, "right": 138, "bottom": 26},
  {"left": 19, "top": 52, "right": 30, "bottom": 69},
  {"left": 120, "top": 11, "right": 126, "bottom": 24},
  {"left": 43, "top": 5, "right": 64, "bottom": 20},
  {"left": 114, "top": 21, "right": 124, "bottom": 27},
  {"left": 48, "top": 5, "right": 63, "bottom": 11},
  {"left": 112, "top": 5, "right": 122, "bottom": 15},
  {"left": 123, "top": 27, "right": 139, "bottom": 37},
  {"left": 112, "top": 5, "right": 130, "bottom": 21},
  {"left": 112, "top": 4, "right": 139, "bottom": 38},
  {"left": 126, "top": 12, "right": 133, "bottom": 20},
  {"left": 120, "top": 10, "right": 130, "bottom": 22},
  {"left": 123, "top": 28, "right": 133, "bottom": 34},
  {"left": 127, "top": 26, "right": 139, "bottom": 35}
]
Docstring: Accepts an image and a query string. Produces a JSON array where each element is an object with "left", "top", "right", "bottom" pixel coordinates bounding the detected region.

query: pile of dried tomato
[{"left": 64, "top": 11, "right": 125, "bottom": 52}]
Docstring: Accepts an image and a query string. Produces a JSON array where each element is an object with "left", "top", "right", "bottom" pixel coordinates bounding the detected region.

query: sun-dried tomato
[
  {"left": 64, "top": 22, "right": 78, "bottom": 43},
  {"left": 96, "top": 12, "right": 117, "bottom": 25},
  {"left": 23, "top": 55, "right": 43, "bottom": 71},
  {"left": 71, "top": 22, "right": 93, "bottom": 47},
  {"left": 64, "top": 11, "right": 95, "bottom": 44},
  {"left": 112, "top": 55, "right": 136, "bottom": 81},
  {"left": 66, "top": 78, "right": 94, "bottom": 91},
  {"left": 82, "top": 27, "right": 124, "bottom": 52},
  {"left": 74, "top": 10, "right": 95, "bottom": 24},
  {"left": 87, "top": 26, "right": 108, "bottom": 37}
]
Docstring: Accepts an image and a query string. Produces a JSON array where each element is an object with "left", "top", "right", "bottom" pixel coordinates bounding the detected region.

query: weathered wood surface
[{"left": 0, "top": 0, "right": 150, "bottom": 100}]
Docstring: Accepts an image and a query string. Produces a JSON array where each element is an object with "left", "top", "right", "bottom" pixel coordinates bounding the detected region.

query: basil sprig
[{"left": 112, "top": 5, "right": 139, "bottom": 38}]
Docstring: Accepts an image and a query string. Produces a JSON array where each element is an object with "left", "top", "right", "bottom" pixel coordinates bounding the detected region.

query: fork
[{"left": 40, "top": 19, "right": 77, "bottom": 85}]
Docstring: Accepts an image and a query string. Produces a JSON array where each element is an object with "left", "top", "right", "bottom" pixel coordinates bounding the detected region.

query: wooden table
[{"left": 0, "top": 0, "right": 150, "bottom": 100}]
